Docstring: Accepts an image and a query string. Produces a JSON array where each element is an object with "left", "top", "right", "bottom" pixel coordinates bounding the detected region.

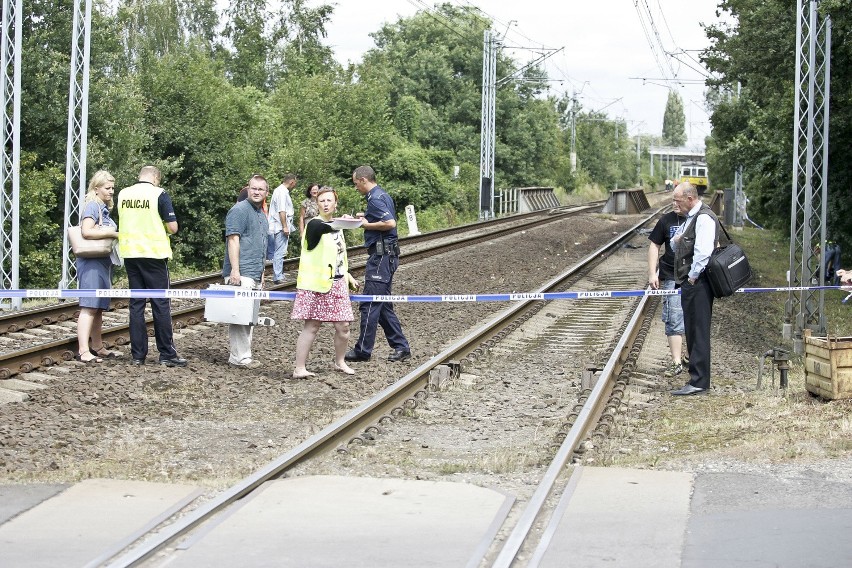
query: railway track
[
  {"left": 0, "top": 204, "right": 603, "bottom": 337},
  {"left": 98, "top": 207, "right": 663, "bottom": 567},
  {"left": 0, "top": 203, "right": 604, "bottom": 379}
]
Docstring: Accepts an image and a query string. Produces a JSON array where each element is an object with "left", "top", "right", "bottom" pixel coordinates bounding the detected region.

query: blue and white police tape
[{"left": 3, "top": 285, "right": 851, "bottom": 302}]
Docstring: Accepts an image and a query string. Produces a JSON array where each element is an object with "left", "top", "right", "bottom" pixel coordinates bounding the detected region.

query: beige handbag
[{"left": 69, "top": 206, "right": 115, "bottom": 258}]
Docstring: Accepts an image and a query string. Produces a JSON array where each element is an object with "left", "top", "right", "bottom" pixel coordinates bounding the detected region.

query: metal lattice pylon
[
  {"left": 785, "top": 0, "right": 832, "bottom": 353},
  {"left": 59, "top": 0, "right": 93, "bottom": 290},
  {"left": 733, "top": 166, "right": 744, "bottom": 227},
  {"left": 479, "top": 29, "right": 497, "bottom": 219},
  {"left": 0, "top": 0, "right": 21, "bottom": 309}
]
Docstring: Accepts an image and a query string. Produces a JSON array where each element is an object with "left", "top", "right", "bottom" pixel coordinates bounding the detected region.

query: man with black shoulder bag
[{"left": 671, "top": 182, "right": 721, "bottom": 396}]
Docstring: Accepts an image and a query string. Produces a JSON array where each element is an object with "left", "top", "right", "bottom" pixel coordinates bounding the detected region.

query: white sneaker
[
  {"left": 256, "top": 316, "right": 276, "bottom": 327},
  {"left": 229, "top": 359, "right": 262, "bottom": 369},
  {"left": 664, "top": 362, "right": 684, "bottom": 378}
]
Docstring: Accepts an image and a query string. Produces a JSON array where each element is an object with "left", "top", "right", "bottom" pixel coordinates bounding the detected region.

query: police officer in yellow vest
[{"left": 117, "top": 165, "right": 187, "bottom": 367}]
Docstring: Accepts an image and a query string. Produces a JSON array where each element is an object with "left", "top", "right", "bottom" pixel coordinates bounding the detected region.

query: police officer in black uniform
[{"left": 345, "top": 166, "right": 412, "bottom": 363}]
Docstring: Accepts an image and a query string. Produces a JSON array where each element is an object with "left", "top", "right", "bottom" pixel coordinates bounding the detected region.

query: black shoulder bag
[{"left": 705, "top": 223, "right": 752, "bottom": 298}]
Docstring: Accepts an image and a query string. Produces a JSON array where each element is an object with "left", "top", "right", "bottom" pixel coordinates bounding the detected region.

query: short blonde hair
[{"left": 316, "top": 185, "right": 337, "bottom": 202}]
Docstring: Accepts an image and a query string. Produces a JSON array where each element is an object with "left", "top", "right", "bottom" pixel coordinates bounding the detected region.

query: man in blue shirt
[
  {"left": 222, "top": 174, "right": 269, "bottom": 369},
  {"left": 345, "top": 166, "right": 412, "bottom": 363}
]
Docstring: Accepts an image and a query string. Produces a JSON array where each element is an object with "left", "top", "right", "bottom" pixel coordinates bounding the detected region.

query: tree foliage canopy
[
  {"left": 662, "top": 90, "right": 686, "bottom": 146},
  {"left": 703, "top": 0, "right": 852, "bottom": 250},
  {"left": 13, "top": 0, "right": 643, "bottom": 286}
]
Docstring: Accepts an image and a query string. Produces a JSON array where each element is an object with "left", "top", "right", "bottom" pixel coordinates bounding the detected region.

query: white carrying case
[{"left": 203, "top": 284, "right": 261, "bottom": 325}]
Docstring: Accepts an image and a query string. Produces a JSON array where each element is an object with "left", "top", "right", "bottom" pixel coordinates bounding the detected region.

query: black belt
[{"left": 368, "top": 240, "right": 400, "bottom": 256}]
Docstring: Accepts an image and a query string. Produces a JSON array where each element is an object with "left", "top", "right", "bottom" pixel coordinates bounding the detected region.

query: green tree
[
  {"left": 140, "top": 49, "right": 278, "bottom": 267},
  {"left": 18, "top": 154, "right": 64, "bottom": 288},
  {"left": 701, "top": 0, "right": 797, "bottom": 229},
  {"left": 271, "top": 0, "right": 337, "bottom": 80},
  {"left": 116, "top": 0, "right": 222, "bottom": 72},
  {"left": 360, "top": 4, "right": 489, "bottom": 163},
  {"left": 360, "top": 3, "right": 562, "bottom": 192},
  {"left": 267, "top": 71, "right": 395, "bottom": 178},
  {"left": 224, "top": 0, "right": 272, "bottom": 90},
  {"left": 662, "top": 90, "right": 687, "bottom": 146}
]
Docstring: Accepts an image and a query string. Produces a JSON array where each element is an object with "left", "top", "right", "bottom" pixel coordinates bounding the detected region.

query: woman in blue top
[{"left": 75, "top": 170, "right": 121, "bottom": 363}]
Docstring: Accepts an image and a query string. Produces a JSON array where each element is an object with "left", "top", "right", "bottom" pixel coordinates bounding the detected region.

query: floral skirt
[{"left": 290, "top": 277, "right": 354, "bottom": 322}]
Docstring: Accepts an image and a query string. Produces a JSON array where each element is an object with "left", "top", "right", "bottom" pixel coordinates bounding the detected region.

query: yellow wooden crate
[{"left": 804, "top": 330, "right": 852, "bottom": 400}]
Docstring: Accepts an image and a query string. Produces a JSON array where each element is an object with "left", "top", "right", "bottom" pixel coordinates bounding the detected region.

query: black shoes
[
  {"left": 387, "top": 349, "right": 411, "bottom": 362},
  {"left": 345, "top": 349, "right": 411, "bottom": 362},
  {"left": 159, "top": 356, "right": 188, "bottom": 368},
  {"left": 132, "top": 356, "right": 187, "bottom": 367},
  {"left": 344, "top": 349, "right": 370, "bottom": 362},
  {"left": 671, "top": 384, "right": 707, "bottom": 396}
]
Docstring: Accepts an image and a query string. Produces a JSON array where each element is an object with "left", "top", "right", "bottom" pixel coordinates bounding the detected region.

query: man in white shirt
[
  {"left": 268, "top": 173, "right": 297, "bottom": 283},
  {"left": 671, "top": 182, "right": 720, "bottom": 396}
]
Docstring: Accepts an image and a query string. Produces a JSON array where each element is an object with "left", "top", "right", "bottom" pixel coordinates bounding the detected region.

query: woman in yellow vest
[{"left": 291, "top": 187, "right": 361, "bottom": 378}]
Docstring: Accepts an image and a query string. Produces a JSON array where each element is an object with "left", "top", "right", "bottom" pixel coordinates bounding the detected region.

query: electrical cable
[{"left": 405, "top": 0, "right": 469, "bottom": 41}]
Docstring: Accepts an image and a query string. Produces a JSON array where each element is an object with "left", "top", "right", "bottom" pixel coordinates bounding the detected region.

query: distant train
[{"left": 680, "top": 161, "right": 709, "bottom": 195}]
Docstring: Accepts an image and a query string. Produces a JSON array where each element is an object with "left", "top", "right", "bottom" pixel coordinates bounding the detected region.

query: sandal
[
  {"left": 74, "top": 351, "right": 103, "bottom": 364},
  {"left": 94, "top": 346, "right": 122, "bottom": 358}
]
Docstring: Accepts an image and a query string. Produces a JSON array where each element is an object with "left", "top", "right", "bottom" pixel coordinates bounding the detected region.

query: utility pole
[
  {"left": 636, "top": 133, "right": 641, "bottom": 186},
  {"left": 734, "top": 166, "right": 744, "bottom": 227},
  {"left": 59, "top": 0, "right": 93, "bottom": 290},
  {"left": 570, "top": 89, "right": 577, "bottom": 173},
  {"left": 478, "top": 29, "right": 497, "bottom": 219},
  {"left": 479, "top": 35, "right": 561, "bottom": 218},
  {"left": 0, "top": 0, "right": 22, "bottom": 309},
  {"left": 733, "top": 82, "right": 744, "bottom": 228},
  {"left": 784, "top": 0, "right": 831, "bottom": 353}
]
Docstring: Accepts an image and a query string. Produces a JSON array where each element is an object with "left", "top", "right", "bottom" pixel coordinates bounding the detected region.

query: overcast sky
[{"left": 321, "top": 0, "right": 724, "bottom": 150}]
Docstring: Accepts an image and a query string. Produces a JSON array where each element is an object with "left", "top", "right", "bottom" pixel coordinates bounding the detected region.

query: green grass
[
  {"left": 733, "top": 226, "right": 852, "bottom": 337},
  {"left": 593, "top": 224, "right": 852, "bottom": 470}
]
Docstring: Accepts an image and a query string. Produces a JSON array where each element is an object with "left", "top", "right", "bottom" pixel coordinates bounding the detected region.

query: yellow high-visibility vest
[
  {"left": 296, "top": 228, "right": 348, "bottom": 293},
  {"left": 117, "top": 183, "right": 172, "bottom": 259}
]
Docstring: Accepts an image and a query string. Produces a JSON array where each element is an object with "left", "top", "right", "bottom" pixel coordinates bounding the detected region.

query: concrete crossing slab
[
  {"left": 535, "top": 466, "right": 694, "bottom": 567},
  {"left": 0, "top": 483, "right": 68, "bottom": 524},
  {"left": 166, "top": 475, "right": 514, "bottom": 568},
  {"left": 0, "top": 478, "right": 202, "bottom": 568},
  {"left": 683, "top": 471, "right": 852, "bottom": 568}
]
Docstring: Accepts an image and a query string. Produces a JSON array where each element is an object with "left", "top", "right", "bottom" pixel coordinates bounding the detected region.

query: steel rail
[
  {"left": 491, "top": 284, "right": 653, "bottom": 567},
  {"left": 0, "top": 205, "right": 601, "bottom": 378},
  {"left": 0, "top": 205, "right": 601, "bottom": 336},
  {"left": 104, "top": 207, "right": 660, "bottom": 568}
]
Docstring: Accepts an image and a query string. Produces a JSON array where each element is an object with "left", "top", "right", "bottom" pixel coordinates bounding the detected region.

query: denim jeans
[
  {"left": 661, "top": 279, "right": 685, "bottom": 336},
  {"left": 266, "top": 234, "right": 275, "bottom": 260},
  {"left": 272, "top": 231, "right": 289, "bottom": 281},
  {"left": 824, "top": 243, "right": 841, "bottom": 286}
]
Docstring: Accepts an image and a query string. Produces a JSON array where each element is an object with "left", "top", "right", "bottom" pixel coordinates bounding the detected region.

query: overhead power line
[
  {"left": 405, "top": 0, "right": 469, "bottom": 41},
  {"left": 451, "top": 0, "right": 554, "bottom": 50},
  {"left": 629, "top": 76, "right": 705, "bottom": 85},
  {"left": 633, "top": 0, "right": 670, "bottom": 82},
  {"left": 496, "top": 47, "right": 563, "bottom": 87},
  {"left": 639, "top": 0, "right": 678, "bottom": 79}
]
